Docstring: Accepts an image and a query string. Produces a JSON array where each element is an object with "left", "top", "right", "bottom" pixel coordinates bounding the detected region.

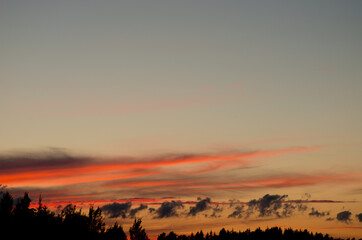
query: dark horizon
[{"left": 1, "top": 191, "right": 357, "bottom": 240}]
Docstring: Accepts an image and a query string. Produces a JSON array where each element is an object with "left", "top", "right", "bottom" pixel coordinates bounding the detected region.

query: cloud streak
[
  {"left": 3, "top": 146, "right": 360, "bottom": 208},
  {"left": 0, "top": 146, "right": 321, "bottom": 186}
]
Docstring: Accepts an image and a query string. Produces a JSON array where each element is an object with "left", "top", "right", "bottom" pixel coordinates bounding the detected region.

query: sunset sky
[{"left": 1, "top": 0, "right": 362, "bottom": 239}]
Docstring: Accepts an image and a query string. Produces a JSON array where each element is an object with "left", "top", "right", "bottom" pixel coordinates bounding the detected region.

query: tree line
[
  {"left": 0, "top": 192, "right": 354, "bottom": 240},
  {"left": 157, "top": 227, "right": 353, "bottom": 240}
]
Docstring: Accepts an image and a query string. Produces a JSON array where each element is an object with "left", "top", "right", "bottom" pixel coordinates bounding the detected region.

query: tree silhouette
[
  {"left": 129, "top": 218, "right": 150, "bottom": 240},
  {"left": 88, "top": 205, "right": 106, "bottom": 234},
  {"left": 166, "top": 231, "right": 178, "bottom": 240},
  {"left": 158, "top": 232, "right": 167, "bottom": 240},
  {"left": 0, "top": 191, "right": 13, "bottom": 218},
  {"left": 0, "top": 191, "right": 14, "bottom": 236},
  {"left": 195, "top": 230, "right": 204, "bottom": 240},
  {"left": 105, "top": 222, "right": 127, "bottom": 240},
  {"left": 0, "top": 191, "right": 348, "bottom": 240}
]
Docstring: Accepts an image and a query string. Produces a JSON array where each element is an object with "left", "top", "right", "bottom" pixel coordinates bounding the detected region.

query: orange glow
[
  {"left": 103, "top": 179, "right": 193, "bottom": 188},
  {"left": 0, "top": 146, "right": 321, "bottom": 186},
  {"left": 109, "top": 173, "right": 357, "bottom": 192}
]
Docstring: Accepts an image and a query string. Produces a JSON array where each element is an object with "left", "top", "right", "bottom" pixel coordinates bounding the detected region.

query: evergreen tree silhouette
[
  {"left": 88, "top": 205, "right": 106, "bottom": 235},
  {"left": 0, "top": 191, "right": 13, "bottom": 220},
  {"left": 195, "top": 230, "right": 204, "bottom": 240},
  {"left": 0, "top": 191, "right": 14, "bottom": 239},
  {"left": 129, "top": 218, "right": 150, "bottom": 240},
  {"left": 166, "top": 231, "right": 178, "bottom": 240},
  {"left": 158, "top": 232, "right": 167, "bottom": 240},
  {"left": 0, "top": 190, "right": 348, "bottom": 240},
  {"left": 105, "top": 222, "right": 127, "bottom": 240}
]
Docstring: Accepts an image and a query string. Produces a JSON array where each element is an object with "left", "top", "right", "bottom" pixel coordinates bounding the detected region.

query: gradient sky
[{"left": 1, "top": 0, "right": 362, "bottom": 239}]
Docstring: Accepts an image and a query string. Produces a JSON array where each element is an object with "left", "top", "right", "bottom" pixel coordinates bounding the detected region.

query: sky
[{"left": 1, "top": 0, "right": 362, "bottom": 238}]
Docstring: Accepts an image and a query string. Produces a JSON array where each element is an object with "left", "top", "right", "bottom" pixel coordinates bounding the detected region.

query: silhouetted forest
[
  {"left": 157, "top": 228, "right": 353, "bottom": 240},
  {"left": 0, "top": 192, "right": 355, "bottom": 240}
]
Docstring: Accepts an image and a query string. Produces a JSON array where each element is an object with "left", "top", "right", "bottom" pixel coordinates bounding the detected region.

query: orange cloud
[
  {"left": 92, "top": 173, "right": 358, "bottom": 195},
  {"left": 0, "top": 146, "right": 320, "bottom": 186}
]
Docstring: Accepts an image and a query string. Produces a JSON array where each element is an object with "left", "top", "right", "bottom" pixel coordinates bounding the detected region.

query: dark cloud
[
  {"left": 148, "top": 208, "right": 156, "bottom": 213},
  {"left": 282, "top": 201, "right": 307, "bottom": 217},
  {"left": 228, "top": 205, "right": 244, "bottom": 218},
  {"left": 101, "top": 202, "right": 132, "bottom": 219},
  {"left": 154, "top": 201, "right": 183, "bottom": 218},
  {"left": 245, "top": 194, "right": 308, "bottom": 218},
  {"left": 0, "top": 149, "right": 90, "bottom": 174},
  {"left": 309, "top": 208, "right": 329, "bottom": 217},
  {"left": 188, "top": 197, "right": 211, "bottom": 216},
  {"left": 210, "top": 204, "right": 223, "bottom": 218},
  {"left": 129, "top": 204, "right": 148, "bottom": 218},
  {"left": 336, "top": 211, "right": 352, "bottom": 223},
  {"left": 228, "top": 199, "right": 240, "bottom": 208},
  {"left": 247, "top": 194, "right": 287, "bottom": 217},
  {"left": 355, "top": 213, "right": 362, "bottom": 222},
  {"left": 0, "top": 149, "right": 248, "bottom": 175}
]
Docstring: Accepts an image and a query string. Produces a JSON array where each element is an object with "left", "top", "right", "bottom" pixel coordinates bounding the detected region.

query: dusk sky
[{"left": 1, "top": 0, "right": 362, "bottom": 239}]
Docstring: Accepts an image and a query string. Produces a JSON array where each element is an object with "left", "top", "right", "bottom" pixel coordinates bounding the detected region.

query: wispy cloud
[
  {"left": 309, "top": 208, "right": 330, "bottom": 217},
  {"left": 0, "top": 146, "right": 321, "bottom": 187},
  {"left": 228, "top": 205, "right": 244, "bottom": 218},
  {"left": 3, "top": 146, "right": 360, "bottom": 208}
]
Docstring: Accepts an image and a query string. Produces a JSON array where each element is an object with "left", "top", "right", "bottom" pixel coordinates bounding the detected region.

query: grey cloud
[
  {"left": 245, "top": 194, "right": 308, "bottom": 218},
  {"left": 148, "top": 208, "right": 156, "bottom": 213},
  {"left": 356, "top": 213, "right": 362, "bottom": 222},
  {"left": 0, "top": 150, "right": 90, "bottom": 174},
  {"left": 336, "top": 211, "right": 352, "bottom": 223},
  {"left": 282, "top": 201, "right": 307, "bottom": 217},
  {"left": 228, "top": 199, "right": 239, "bottom": 208},
  {"left": 154, "top": 200, "right": 183, "bottom": 218},
  {"left": 129, "top": 204, "right": 148, "bottom": 218},
  {"left": 210, "top": 204, "right": 223, "bottom": 218},
  {"left": 101, "top": 202, "right": 132, "bottom": 219},
  {"left": 309, "top": 208, "right": 329, "bottom": 217},
  {"left": 188, "top": 197, "right": 211, "bottom": 216},
  {"left": 228, "top": 205, "right": 244, "bottom": 218},
  {"left": 247, "top": 194, "right": 287, "bottom": 217}
]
